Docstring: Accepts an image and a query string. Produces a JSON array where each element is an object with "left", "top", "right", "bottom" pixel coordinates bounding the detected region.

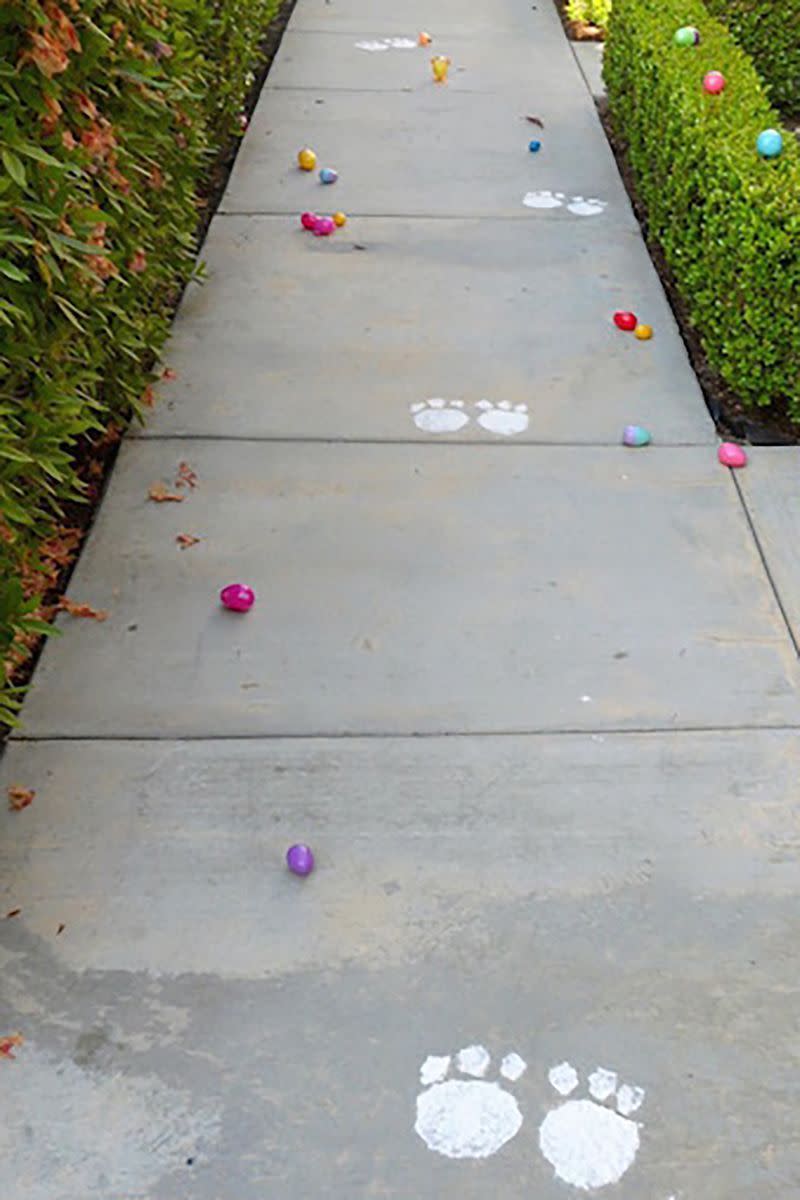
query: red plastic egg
[
  {"left": 613, "top": 311, "right": 638, "bottom": 332},
  {"left": 301, "top": 211, "right": 317, "bottom": 230},
  {"left": 703, "top": 70, "right": 726, "bottom": 95}
]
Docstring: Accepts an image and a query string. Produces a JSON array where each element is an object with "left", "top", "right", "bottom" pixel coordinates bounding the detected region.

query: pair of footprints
[
  {"left": 523, "top": 191, "right": 608, "bottom": 216},
  {"left": 411, "top": 398, "right": 530, "bottom": 436},
  {"left": 416, "top": 1046, "right": 645, "bottom": 1192}
]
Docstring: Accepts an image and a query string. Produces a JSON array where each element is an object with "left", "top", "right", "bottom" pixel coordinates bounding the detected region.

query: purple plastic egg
[
  {"left": 220, "top": 583, "right": 255, "bottom": 612},
  {"left": 301, "top": 211, "right": 318, "bottom": 230},
  {"left": 286, "top": 844, "right": 315, "bottom": 876},
  {"left": 313, "top": 216, "right": 336, "bottom": 236}
]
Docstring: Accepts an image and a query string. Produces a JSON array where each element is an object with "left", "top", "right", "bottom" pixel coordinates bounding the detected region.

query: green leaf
[
  {"left": 16, "top": 143, "right": 67, "bottom": 170},
  {"left": 0, "top": 260, "right": 30, "bottom": 282},
  {"left": 2, "top": 149, "right": 26, "bottom": 188}
]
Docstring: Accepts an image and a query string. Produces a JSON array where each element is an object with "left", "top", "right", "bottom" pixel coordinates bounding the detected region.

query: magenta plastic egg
[
  {"left": 313, "top": 216, "right": 335, "bottom": 236},
  {"left": 703, "top": 70, "right": 725, "bottom": 95},
  {"left": 220, "top": 583, "right": 255, "bottom": 612},
  {"left": 718, "top": 442, "right": 747, "bottom": 468},
  {"left": 301, "top": 211, "right": 317, "bottom": 230},
  {"left": 286, "top": 844, "right": 315, "bottom": 876}
]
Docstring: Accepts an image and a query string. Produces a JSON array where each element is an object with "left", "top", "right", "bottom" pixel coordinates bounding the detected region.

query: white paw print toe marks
[
  {"left": 539, "top": 1061, "right": 644, "bottom": 1190},
  {"left": 476, "top": 400, "right": 530, "bottom": 436},
  {"left": 410, "top": 398, "right": 469, "bottom": 433},
  {"left": 523, "top": 189, "right": 566, "bottom": 209},
  {"left": 415, "top": 1044, "right": 527, "bottom": 1159}
]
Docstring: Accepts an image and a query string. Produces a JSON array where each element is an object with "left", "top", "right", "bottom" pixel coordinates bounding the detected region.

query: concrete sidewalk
[{"left": 3, "top": 2, "right": 800, "bottom": 1197}]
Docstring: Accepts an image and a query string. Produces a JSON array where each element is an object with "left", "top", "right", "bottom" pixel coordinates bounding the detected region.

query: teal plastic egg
[{"left": 756, "top": 129, "right": 783, "bottom": 159}]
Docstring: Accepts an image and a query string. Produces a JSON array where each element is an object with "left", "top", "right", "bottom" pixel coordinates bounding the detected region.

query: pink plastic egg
[
  {"left": 301, "top": 211, "right": 317, "bottom": 230},
  {"left": 313, "top": 216, "right": 335, "bottom": 237},
  {"left": 717, "top": 442, "right": 747, "bottom": 469},
  {"left": 703, "top": 70, "right": 726, "bottom": 95},
  {"left": 220, "top": 583, "right": 256, "bottom": 612}
]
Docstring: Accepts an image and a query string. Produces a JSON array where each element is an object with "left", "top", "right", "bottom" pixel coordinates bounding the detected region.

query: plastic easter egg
[
  {"left": 613, "top": 310, "right": 638, "bottom": 332},
  {"left": 220, "top": 583, "right": 255, "bottom": 612},
  {"left": 703, "top": 70, "right": 725, "bottom": 95},
  {"left": 418, "top": 31, "right": 432, "bottom": 45},
  {"left": 718, "top": 442, "right": 748, "bottom": 468},
  {"left": 332, "top": 211, "right": 347, "bottom": 227},
  {"left": 286, "top": 844, "right": 315, "bottom": 876},
  {"left": 301, "top": 211, "right": 318, "bottom": 230},
  {"left": 674, "top": 26, "right": 700, "bottom": 46},
  {"left": 297, "top": 146, "right": 317, "bottom": 171},
  {"left": 622, "top": 425, "right": 651, "bottom": 447},
  {"left": 756, "top": 129, "right": 783, "bottom": 159},
  {"left": 634, "top": 323, "right": 653, "bottom": 340},
  {"left": 313, "top": 216, "right": 335, "bottom": 236},
  {"left": 529, "top": 139, "right": 542, "bottom": 153},
  {"left": 319, "top": 167, "right": 338, "bottom": 185}
]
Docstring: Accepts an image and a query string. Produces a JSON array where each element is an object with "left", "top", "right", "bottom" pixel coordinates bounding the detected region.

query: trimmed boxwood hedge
[
  {"left": 605, "top": 0, "right": 800, "bottom": 426},
  {"left": 704, "top": 0, "right": 800, "bottom": 115},
  {"left": 0, "top": 0, "right": 280, "bottom": 725}
]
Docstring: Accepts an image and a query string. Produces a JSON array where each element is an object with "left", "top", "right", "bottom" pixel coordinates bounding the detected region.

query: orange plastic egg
[{"left": 634, "top": 324, "right": 653, "bottom": 340}]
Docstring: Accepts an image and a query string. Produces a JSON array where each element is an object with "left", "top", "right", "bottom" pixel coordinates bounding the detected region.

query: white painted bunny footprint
[
  {"left": 410, "top": 398, "right": 469, "bottom": 433},
  {"left": 539, "top": 1062, "right": 645, "bottom": 1190},
  {"left": 415, "top": 1044, "right": 527, "bottom": 1159},
  {"left": 476, "top": 400, "right": 529, "bottom": 436}
]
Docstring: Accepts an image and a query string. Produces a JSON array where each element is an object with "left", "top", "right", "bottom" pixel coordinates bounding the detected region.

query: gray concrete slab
[
  {"left": 17, "top": 441, "right": 800, "bottom": 738},
  {"left": 269, "top": 31, "right": 558, "bottom": 95},
  {"left": 2, "top": 730, "right": 800, "bottom": 1198},
  {"left": 142, "top": 216, "right": 711, "bottom": 443},
  {"left": 289, "top": 0, "right": 542, "bottom": 36},
  {"left": 572, "top": 41, "right": 606, "bottom": 102},
  {"left": 221, "top": 86, "right": 635, "bottom": 219},
  {"left": 736, "top": 447, "right": 800, "bottom": 643}
]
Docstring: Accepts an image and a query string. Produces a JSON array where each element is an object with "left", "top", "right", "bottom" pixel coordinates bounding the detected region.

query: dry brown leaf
[
  {"left": 6, "top": 909, "right": 21, "bottom": 920},
  {"left": 8, "top": 786, "right": 34, "bottom": 812},
  {"left": 0, "top": 1034, "right": 23, "bottom": 1060},
  {"left": 56, "top": 923, "right": 66, "bottom": 936},
  {"left": 524, "top": 115, "right": 545, "bottom": 127},
  {"left": 141, "top": 384, "right": 155, "bottom": 408},
  {"left": 59, "top": 599, "right": 108, "bottom": 621},
  {"left": 149, "top": 482, "right": 184, "bottom": 503},
  {"left": 175, "top": 461, "right": 197, "bottom": 489},
  {"left": 176, "top": 533, "right": 200, "bottom": 549},
  {"left": 162, "top": 367, "right": 177, "bottom": 382}
]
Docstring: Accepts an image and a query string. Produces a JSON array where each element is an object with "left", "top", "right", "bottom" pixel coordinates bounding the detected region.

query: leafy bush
[
  {"left": 0, "top": 0, "right": 279, "bottom": 726},
  {"left": 704, "top": 0, "right": 800, "bottom": 115},
  {"left": 605, "top": 0, "right": 800, "bottom": 425},
  {"left": 567, "top": 0, "right": 613, "bottom": 29}
]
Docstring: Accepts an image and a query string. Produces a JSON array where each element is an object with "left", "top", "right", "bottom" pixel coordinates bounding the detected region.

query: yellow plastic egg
[
  {"left": 634, "top": 323, "right": 653, "bottom": 340},
  {"left": 333, "top": 211, "right": 347, "bottom": 227},
  {"left": 297, "top": 147, "right": 317, "bottom": 171}
]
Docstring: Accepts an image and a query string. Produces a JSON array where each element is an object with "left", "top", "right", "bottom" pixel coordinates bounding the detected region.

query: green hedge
[
  {"left": 605, "top": 0, "right": 800, "bottom": 427},
  {"left": 0, "top": 0, "right": 280, "bottom": 725},
  {"left": 704, "top": 0, "right": 800, "bottom": 115}
]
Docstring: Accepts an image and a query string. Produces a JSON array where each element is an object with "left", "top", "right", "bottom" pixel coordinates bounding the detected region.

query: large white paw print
[
  {"left": 476, "top": 400, "right": 529, "bottom": 436},
  {"left": 523, "top": 189, "right": 565, "bottom": 209},
  {"left": 539, "top": 1062, "right": 644, "bottom": 1190},
  {"left": 410, "top": 398, "right": 469, "bottom": 433},
  {"left": 566, "top": 196, "right": 607, "bottom": 216},
  {"left": 415, "top": 1044, "right": 527, "bottom": 1159}
]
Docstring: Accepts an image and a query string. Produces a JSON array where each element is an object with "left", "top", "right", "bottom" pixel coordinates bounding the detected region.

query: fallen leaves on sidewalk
[
  {"left": 525, "top": 115, "right": 545, "bottom": 127},
  {"left": 149, "top": 482, "right": 184, "bottom": 503},
  {"left": 6, "top": 909, "right": 21, "bottom": 920},
  {"left": 176, "top": 533, "right": 201, "bottom": 549},
  {"left": 58, "top": 599, "right": 108, "bottom": 621},
  {"left": 57, "top": 923, "right": 66, "bottom": 935},
  {"left": 162, "top": 367, "right": 177, "bottom": 382},
  {"left": 175, "top": 461, "right": 197, "bottom": 489},
  {"left": 8, "top": 786, "right": 34, "bottom": 811},
  {"left": 0, "top": 1034, "right": 23, "bottom": 1060}
]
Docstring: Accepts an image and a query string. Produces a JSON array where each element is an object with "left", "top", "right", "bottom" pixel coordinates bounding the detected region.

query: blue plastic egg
[
  {"left": 319, "top": 167, "right": 338, "bottom": 185},
  {"left": 529, "top": 139, "right": 542, "bottom": 153},
  {"left": 756, "top": 129, "right": 783, "bottom": 159},
  {"left": 622, "top": 425, "right": 651, "bottom": 448}
]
